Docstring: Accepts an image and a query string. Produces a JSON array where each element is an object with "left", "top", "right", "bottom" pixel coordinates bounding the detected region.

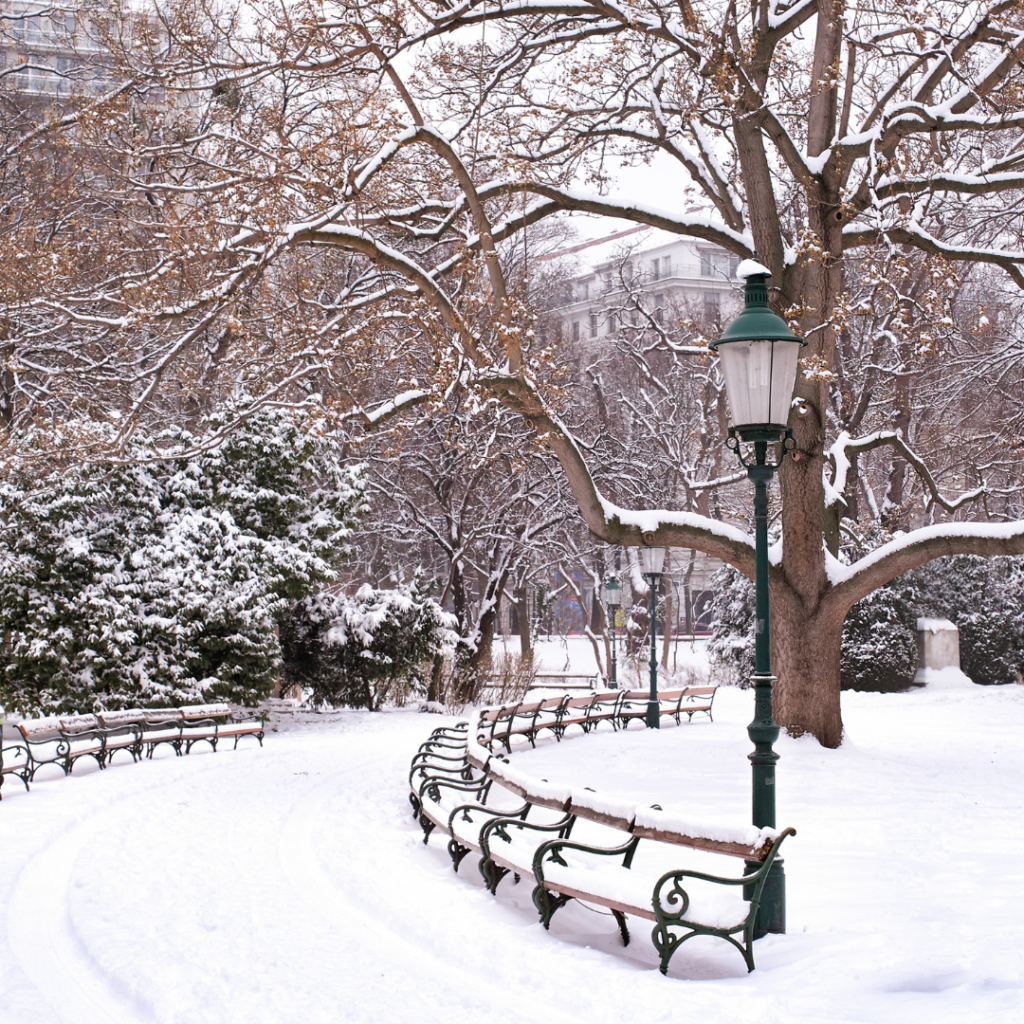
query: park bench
[
  {"left": 533, "top": 671, "right": 601, "bottom": 691},
  {"left": 478, "top": 696, "right": 570, "bottom": 753},
  {"left": 612, "top": 687, "right": 718, "bottom": 730},
  {"left": 409, "top": 721, "right": 479, "bottom": 821},
  {"left": 174, "top": 704, "right": 266, "bottom": 754},
  {"left": 474, "top": 687, "right": 718, "bottom": 753},
  {"left": 475, "top": 768, "right": 795, "bottom": 974},
  {"left": 0, "top": 702, "right": 265, "bottom": 796},
  {"left": 410, "top": 699, "right": 794, "bottom": 974},
  {"left": 1, "top": 737, "right": 32, "bottom": 794},
  {"left": 552, "top": 691, "right": 624, "bottom": 739},
  {"left": 13, "top": 714, "right": 137, "bottom": 779}
]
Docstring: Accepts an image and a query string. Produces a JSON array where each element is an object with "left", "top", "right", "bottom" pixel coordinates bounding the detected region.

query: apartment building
[
  {"left": 550, "top": 227, "right": 742, "bottom": 343},
  {"left": 1, "top": 2, "right": 124, "bottom": 108}
]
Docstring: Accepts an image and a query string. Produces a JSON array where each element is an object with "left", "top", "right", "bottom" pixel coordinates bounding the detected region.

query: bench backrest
[
  {"left": 564, "top": 695, "right": 596, "bottom": 710},
  {"left": 656, "top": 689, "right": 685, "bottom": 702},
  {"left": 181, "top": 703, "right": 231, "bottom": 720}
]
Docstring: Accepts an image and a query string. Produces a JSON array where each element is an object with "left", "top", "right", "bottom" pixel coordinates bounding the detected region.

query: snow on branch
[
  {"left": 842, "top": 225, "right": 1024, "bottom": 289},
  {"left": 520, "top": 185, "right": 753, "bottom": 252},
  {"left": 344, "top": 390, "right": 431, "bottom": 427},
  {"left": 827, "top": 430, "right": 987, "bottom": 516},
  {"left": 826, "top": 520, "right": 1024, "bottom": 608}
]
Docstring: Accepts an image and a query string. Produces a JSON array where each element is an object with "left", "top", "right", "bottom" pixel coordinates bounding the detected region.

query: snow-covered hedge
[
  {"left": 280, "top": 579, "right": 457, "bottom": 711},
  {"left": 707, "top": 564, "right": 756, "bottom": 686},
  {"left": 903, "top": 555, "right": 1024, "bottom": 686},
  {"left": 0, "top": 400, "right": 365, "bottom": 714},
  {"left": 839, "top": 586, "right": 918, "bottom": 692}
]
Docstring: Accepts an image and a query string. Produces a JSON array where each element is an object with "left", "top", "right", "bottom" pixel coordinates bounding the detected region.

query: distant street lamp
[
  {"left": 601, "top": 574, "right": 621, "bottom": 686},
  {"left": 710, "top": 255, "right": 804, "bottom": 936},
  {"left": 639, "top": 545, "right": 667, "bottom": 728}
]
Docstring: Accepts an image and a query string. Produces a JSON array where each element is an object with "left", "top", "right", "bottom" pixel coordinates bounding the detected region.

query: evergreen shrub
[
  {"left": 0, "top": 400, "right": 365, "bottom": 714},
  {"left": 902, "top": 555, "right": 1024, "bottom": 685},
  {"left": 280, "top": 579, "right": 456, "bottom": 711},
  {"left": 839, "top": 586, "right": 918, "bottom": 692}
]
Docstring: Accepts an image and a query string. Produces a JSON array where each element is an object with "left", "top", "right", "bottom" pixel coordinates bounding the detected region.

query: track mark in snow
[
  {"left": 8, "top": 816, "right": 152, "bottom": 1024},
  {"left": 275, "top": 752, "right": 589, "bottom": 1024}
]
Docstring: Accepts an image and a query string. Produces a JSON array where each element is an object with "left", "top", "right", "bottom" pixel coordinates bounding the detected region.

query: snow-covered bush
[
  {"left": 707, "top": 564, "right": 756, "bottom": 686},
  {"left": 280, "top": 579, "right": 457, "bottom": 711},
  {"left": 840, "top": 587, "right": 918, "bottom": 692},
  {"left": 902, "top": 555, "right": 1024, "bottom": 685},
  {"left": 0, "top": 401, "right": 365, "bottom": 714}
]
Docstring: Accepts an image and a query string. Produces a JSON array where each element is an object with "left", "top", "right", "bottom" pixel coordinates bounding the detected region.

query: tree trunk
[
  {"left": 469, "top": 605, "right": 496, "bottom": 675},
  {"left": 771, "top": 596, "right": 845, "bottom": 748},
  {"left": 427, "top": 652, "right": 445, "bottom": 704},
  {"left": 514, "top": 582, "right": 532, "bottom": 668}
]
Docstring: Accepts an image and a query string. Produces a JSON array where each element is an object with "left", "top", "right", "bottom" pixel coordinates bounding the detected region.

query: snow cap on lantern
[{"left": 710, "top": 257, "right": 805, "bottom": 436}]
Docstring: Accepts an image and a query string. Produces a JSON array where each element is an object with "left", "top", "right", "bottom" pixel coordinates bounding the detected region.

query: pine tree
[{"left": 0, "top": 399, "right": 365, "bottom": 714}]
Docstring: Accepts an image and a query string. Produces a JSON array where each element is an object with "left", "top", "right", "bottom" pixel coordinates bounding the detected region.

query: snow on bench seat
[{"left": 540, "top": 854, "right": 750, "bottom": 930}]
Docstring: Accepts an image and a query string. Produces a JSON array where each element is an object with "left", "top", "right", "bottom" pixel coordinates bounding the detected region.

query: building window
[
  {"left": 589, "top": 312, "right": 598, "bottom": 338},
  {"left": 572, "top": 320, "right": 580, "bottom": 342},
  {"left": 654, "top": 293, "right": 665, "bottom": 325},
  {"left": 700, "top": 250, "right": 741, "bottom": 279},
  {"left": 652, "top": 257, "right": 660, "bottom": 280},
  {"left": 704, "top": 291, "right": 720, "bottom": 321}
]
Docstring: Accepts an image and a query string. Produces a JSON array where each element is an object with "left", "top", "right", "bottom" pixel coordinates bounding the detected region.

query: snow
[
  {"left": 917, "top": 617, "right": 957, "bottom": 633},
  {"left": 2, "top": 679, "right": 1024, "bottom": 1021},
  {"left": 913, "top": 666, "right": 977, "bottom": 690},
  {"left": 825, "top": 520, "right": 1024, "bottom": 586},
  {"left": 736, "top": 258, "right": 772, "bottom": 279}
]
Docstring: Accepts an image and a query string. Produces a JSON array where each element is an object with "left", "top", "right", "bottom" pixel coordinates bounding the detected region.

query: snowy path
[{"left": 1, "top": 682, "right": 1023, "bottom": 1023}]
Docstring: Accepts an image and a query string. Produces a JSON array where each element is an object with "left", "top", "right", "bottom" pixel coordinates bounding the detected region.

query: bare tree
[{"left": 5, "top": 2, "right": 1024, "bottom": 744}]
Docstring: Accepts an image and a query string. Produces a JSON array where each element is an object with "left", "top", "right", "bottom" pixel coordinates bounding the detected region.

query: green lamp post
[
  {"left": 639, "top": 545, "right": 667, "bottom": 728},
  {"left": 601, "top": 574, "right": 621, "bottom": 686},
  {"left": 710, "top": 256, "right": 805, "bottom": 936}
]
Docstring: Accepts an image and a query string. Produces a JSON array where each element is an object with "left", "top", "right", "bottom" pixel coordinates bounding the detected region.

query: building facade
[{"left": 551, "top": 228, "right": 742, "bottom": 344}]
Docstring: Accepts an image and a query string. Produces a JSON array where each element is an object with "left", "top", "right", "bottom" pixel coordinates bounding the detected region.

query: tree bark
[
  {"left": 514, "top": 581, "right": 532, "bottom": 668},
  {"left": 770, "top": 592, "right": 846, "bottom": 748}
]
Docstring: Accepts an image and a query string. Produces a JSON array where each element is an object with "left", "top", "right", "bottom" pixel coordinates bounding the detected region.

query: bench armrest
[
  {"left": 446, "top": 799, "right": 531, "bottom": 835},
  {"left": 478, "top": 811, "right": 576, "bottom": 862},
  {"left": 419, "top": 774, "right": 492, "bottom": 806},
  {"left": 652, "top": 826, "right": 796, "bottom": 930},
  {"left": 532, "top": 834, "right": 641, "bottom": 882}
]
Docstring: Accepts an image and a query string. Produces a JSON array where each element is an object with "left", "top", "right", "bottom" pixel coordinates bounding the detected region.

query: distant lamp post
[
  {"left": 601, "top": 575, "right": 621, "bottom": 686},
  {"left": 639, "top": 544, "right": 667, "bottom": 728},
  {"left": 710, "top": 255, "right": 805, "bottom": 936}
]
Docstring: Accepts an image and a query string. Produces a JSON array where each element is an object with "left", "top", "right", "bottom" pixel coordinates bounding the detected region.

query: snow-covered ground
[{"left": 1, "top": 671, "right": 1023, "bottom": 1022}]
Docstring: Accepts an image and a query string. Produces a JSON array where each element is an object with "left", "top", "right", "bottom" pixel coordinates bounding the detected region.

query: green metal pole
[
  {"left": 744, "top": 439, "right": 785, "bottom": 936},
  {"left": 646, "top": 576, "right": 660, "bottom": 728},
  {"left": 610, "top": 605, "right": 618, "bottom": 686}
]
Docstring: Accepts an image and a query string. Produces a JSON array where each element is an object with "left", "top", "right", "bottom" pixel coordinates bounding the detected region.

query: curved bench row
[
  {"left": 1, "top": 703, "right": 265, "bottom": 797},
  {"left": 409, "top": 696, "right": 795, "bottom": 974},
  {"left": 477, "top": 686, "right": 717, "bottom": 754}
]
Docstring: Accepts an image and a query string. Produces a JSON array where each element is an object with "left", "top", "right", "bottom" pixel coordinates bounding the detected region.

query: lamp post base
[
  {"left": 744, "top": 858, "right": 785, "bottom": 937},
  {"left": 645, "top": 700, "right": 660, "bottom": 729}
]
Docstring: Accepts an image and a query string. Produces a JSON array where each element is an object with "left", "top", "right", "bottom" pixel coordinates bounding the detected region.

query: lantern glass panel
[
  {"left": 718, "top": 339, "right": 801, "bottom": 429},
  {"left": 639, "top": 546, "right": 667, "bottom": 576}
]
